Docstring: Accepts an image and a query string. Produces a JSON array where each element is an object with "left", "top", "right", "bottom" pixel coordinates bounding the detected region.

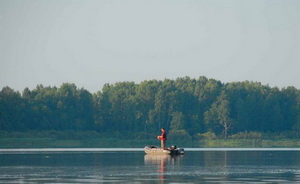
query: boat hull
[{"left": 144, "top": 146, "right": 184, "bottom": 155}]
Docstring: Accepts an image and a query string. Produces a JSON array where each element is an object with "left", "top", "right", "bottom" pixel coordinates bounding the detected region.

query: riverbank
[
  {"left": 1, "top": 137, "right": 300, "bottom": 148},
  {"left": 1, "top": 130, "right": 300, "bottom": 148}
]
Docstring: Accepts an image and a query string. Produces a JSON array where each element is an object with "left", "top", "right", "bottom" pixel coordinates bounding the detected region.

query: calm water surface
[{"left": 1, "top": 148, "right": 300, "bottom": 183}]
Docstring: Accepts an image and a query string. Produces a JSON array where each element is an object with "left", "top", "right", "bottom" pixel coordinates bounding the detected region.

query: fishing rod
[{"left": 142, "top": 132, "right": 157, "bottom": 137}]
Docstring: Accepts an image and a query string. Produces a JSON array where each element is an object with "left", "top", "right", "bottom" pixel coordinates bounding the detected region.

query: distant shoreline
[
  {"left": 2, "top": 148, "right": 300, "bottom": 153},
  {"left": 1, "top": 136, "right": 300, "bottom": 149}
]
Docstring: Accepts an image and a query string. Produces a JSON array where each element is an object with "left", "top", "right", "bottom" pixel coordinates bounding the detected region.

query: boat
[{"left": 144, "top": 145, "right": 184, "bottom": 155}]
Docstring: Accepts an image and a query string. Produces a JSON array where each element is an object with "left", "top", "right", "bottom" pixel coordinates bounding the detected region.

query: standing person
[{"left": 157, "top": 128, "right": 167, "bottom": 149}]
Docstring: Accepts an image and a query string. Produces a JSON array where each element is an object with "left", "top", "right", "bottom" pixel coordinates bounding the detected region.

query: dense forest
[{"left": 1, "top": 76, "right": 300, "bottom": 140}]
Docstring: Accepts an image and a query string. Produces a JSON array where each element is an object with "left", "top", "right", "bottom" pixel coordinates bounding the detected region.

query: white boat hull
[{"left": 144, "top": 146, "right": 184, "bottom": 155}]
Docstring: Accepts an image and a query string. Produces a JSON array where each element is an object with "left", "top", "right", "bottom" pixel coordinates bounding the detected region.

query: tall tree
[{"left": 205, "top": 92, "right": 233, "bottom": 138}]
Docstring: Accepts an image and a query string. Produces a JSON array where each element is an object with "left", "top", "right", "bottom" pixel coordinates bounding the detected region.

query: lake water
[{"left": 1, "top": 148, "right": 300, "bottom": 183}]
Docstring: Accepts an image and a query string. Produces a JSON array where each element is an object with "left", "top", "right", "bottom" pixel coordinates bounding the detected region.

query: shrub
[
  {"left": 195, "top": 131, "right": 217, "bottom": 140},
  {"left": 229, "top": 131, "right": 262, "bottom": 139},
  {"left": 168, "top": 129, "right": 192, "bottom": 141}
]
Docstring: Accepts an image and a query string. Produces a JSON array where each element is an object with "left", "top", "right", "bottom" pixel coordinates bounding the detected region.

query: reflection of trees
[
  {"left": 202, "top": 151, "right": 230, "bottom": 180},
  {"left": 203, "top": 151, "right": 300, "bottom": 168},
  {"left": 144, "top": 155, "right": 184, "bottom": 184},
  {"left": 202, "top": 150, "right": 300, "bottom": 182},
  {"left": 203, "top": 151, "right": 226, "bottom": 167}
]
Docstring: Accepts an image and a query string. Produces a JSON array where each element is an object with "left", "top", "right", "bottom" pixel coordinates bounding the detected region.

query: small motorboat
[{"left": 144, "top": 145, "right": 184, "bottom": 155}]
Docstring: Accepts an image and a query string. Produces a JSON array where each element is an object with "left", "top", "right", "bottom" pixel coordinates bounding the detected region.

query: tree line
[{"left": 1, "top": 76, "right": 300, "bottom": 139}]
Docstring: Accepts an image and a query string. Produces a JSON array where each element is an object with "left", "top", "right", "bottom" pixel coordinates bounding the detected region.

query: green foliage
[
  {"left": 229, "top": 131, "right": 262, "bottom": 139},
  {"left": 204, "top": 92, "right": 233, "bottom": 138},
  {"left": 1, "top": 76, "right": 300, "bottom": 141},
  {"left": 170, "top": 111, "right": 185, "bottom": 130},
  {"left": 168, "top": 129, "right": 192, "bottom": 141},
  {"left": 195, "top": 131, "right": 217, "bottom": 140}
]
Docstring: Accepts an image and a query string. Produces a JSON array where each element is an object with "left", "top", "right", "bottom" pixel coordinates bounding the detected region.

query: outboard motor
[{"left": 179, "top": 148, "right": 185, "bottom": 154}]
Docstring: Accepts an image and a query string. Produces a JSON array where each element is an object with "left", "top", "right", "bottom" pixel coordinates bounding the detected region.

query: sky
[{"left": 1, "top": 0, "right": 300, "bottom": 92}]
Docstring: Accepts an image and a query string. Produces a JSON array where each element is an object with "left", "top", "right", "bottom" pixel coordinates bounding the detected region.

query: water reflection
[
  {"left": 144, "top": 154, "right": 184, "bottom": 183},
  {"left": 197, "top": 151, "right": 300, "bottom": 182},
  {"left": 1, "top": 150, "right": 300, "bottom": 183}
]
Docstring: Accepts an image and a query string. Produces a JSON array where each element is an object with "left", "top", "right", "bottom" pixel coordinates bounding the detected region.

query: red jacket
[{"left": 159, "top": 131, "right": 167, "bottom": 140}]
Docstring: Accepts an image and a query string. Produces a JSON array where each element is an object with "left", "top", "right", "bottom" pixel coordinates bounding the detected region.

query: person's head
[{"left": 161, "top": 128, "right": 165, "bottom": 132}]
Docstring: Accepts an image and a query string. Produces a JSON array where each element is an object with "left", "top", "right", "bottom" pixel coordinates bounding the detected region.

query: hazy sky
[{"left": 1, "top": 0, "right": 300, "bottom": 92}]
